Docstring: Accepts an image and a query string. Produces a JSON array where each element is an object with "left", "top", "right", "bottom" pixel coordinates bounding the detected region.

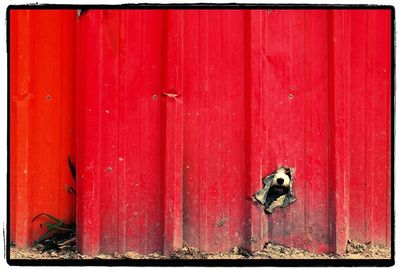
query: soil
[{"left": 9, "top": 239, "right": 391, "bottom": 260}]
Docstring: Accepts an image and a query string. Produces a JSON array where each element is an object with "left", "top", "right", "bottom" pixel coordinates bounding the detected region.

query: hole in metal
[{"left": 252, "top": 166, "right": 296, "bottom": 214}]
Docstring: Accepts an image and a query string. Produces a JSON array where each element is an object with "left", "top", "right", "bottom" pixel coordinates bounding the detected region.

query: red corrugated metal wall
[
  {"left": 10, "top": 10, "right": 77, "bottom": 247},
  {"left": 9, "top": 8, "right": 389, "bottom": 254},
  {"left": 75, "top": 9, "right": 391, "bottom": 256},
  {"left": 346, "top": 10, "right": 391, "bottom": 248}
]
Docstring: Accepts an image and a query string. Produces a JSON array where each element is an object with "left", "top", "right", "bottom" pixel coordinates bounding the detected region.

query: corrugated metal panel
[
  {"left": 346, "top": 10, "right": 391, "bottom": 247},
  {"left": 10, "top": 10, "right": 77, "bottom": 247},
  {"left": 75, "top": 9, "right": 391, "bottom": 255}
]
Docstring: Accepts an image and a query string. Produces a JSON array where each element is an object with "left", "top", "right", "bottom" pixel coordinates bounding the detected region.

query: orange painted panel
[{"left": 10, "top": 9, "right": 77, "bottom": 247}]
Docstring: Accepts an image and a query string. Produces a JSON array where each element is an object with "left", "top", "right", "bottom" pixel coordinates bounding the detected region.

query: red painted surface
[
  {"left": 75, "top": 9, "right": 391, "bottom": 255},
  {"left": 10, "top": 10, "right": 77, "bottom": 247},
  {"left": 346, "top": 10, "right": 392, "bottom": 248},
  {"left": 76, "top": 10, "right": 167, "bottom": 255}
]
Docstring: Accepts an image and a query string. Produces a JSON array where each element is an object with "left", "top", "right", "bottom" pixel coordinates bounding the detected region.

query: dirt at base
[{"left": 10, "top": 239, "right": 391, "bottom": 260}]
